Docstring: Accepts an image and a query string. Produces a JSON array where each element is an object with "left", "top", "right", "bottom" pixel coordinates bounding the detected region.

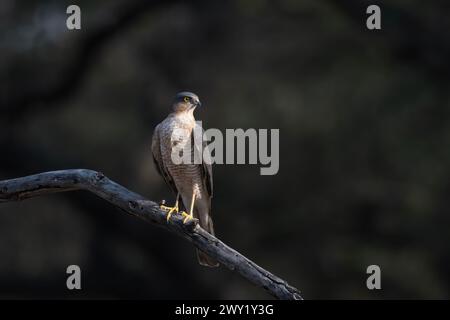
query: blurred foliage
[{"left": 0, "top": 0, "right": 449, "bottom": 299}]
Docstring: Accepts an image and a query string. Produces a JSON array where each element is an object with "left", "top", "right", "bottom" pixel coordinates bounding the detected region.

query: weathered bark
[{"left": 0, "top": 169, "right": 303, "bottom": 300}]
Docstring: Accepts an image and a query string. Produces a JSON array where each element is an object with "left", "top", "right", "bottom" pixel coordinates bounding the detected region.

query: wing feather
[
  {"left": 151, "top": 124, "right": 178, "bottom": 195},
  {"left": 193, "top": 123, "right": 213, "bottom": 198}
]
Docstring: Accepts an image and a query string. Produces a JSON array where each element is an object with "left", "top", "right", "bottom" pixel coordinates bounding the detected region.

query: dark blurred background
[{"left": 1, "top": 0, "right": 449, "bottom": 299}]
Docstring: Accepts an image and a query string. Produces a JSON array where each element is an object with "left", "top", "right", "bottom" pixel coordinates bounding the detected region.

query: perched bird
[{"left": 151, "top": 92, "right": 218, "bottom": 267}]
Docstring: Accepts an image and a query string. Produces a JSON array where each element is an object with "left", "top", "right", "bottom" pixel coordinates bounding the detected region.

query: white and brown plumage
[{"left": 151, "top": 92, "right": 218, "bottom": 267}]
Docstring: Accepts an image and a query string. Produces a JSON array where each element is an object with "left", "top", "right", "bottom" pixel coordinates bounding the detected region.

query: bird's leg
[
  {"left": 181, "top": 192, "right": 195, "bottom": 224},
  {"left": 160, "top": 193, "right": 180, "bottom": 222}
]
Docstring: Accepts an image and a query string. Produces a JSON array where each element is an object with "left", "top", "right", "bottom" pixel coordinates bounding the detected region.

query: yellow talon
[
  {"left": 181, "top": 211, "right": 194, "bottom": 224},
  {"left": 159, "top": 193, "right": 180, "bottom": 223},
  {"left": 166, "top": 206, "right": 179, "bottom": 222},
  {"left": 160, "top": 203, "right": 179, "bottom": 223},
  {"left": 160, "top": 193, "right": 195, "bottom": 224}
]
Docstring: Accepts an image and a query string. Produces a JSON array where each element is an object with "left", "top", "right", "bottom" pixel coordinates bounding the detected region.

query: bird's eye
[{"left": 183, "top": 97, "right": 190, "bottom": 103}]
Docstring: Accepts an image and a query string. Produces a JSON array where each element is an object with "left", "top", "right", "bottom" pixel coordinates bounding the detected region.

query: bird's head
[{"left": 172, "top": 91, "right": 202, "bottom": 113}]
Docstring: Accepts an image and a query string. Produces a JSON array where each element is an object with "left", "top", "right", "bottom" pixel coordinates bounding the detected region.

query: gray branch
[{"left": 0, "top": 169, "right": 302, "bottom": 300}]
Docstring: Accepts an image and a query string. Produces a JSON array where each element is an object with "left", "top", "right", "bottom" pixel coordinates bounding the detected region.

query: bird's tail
[{"left": 196, "top": 210, "right": 219, "bottom": 267}]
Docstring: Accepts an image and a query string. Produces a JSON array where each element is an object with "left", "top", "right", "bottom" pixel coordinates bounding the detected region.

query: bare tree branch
[{"left": 0, "top": 169, "right": 303, "bottom": 300}]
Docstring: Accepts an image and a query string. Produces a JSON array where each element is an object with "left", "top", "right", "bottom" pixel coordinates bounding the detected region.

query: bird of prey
[{"left": 151, "top": 92, "right": 218, "bottom": 267}]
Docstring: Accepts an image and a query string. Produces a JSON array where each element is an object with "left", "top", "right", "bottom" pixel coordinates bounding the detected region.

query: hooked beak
[{"left": 195, "top": 100, "right": 202, "bottom": 108}]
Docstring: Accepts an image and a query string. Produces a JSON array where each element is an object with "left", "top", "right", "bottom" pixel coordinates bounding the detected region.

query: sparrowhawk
[{"left": 151, "top": 92, "right": 218, "bottom": 267}]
